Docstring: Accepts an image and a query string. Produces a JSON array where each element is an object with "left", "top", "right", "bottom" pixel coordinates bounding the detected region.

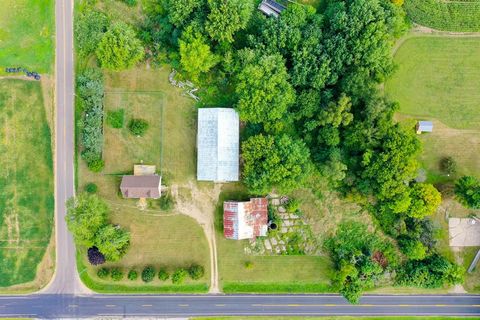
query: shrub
[
  {"left": 87, "top": 159, "right": 105, "bottom": 172},
  {"left": 84, "top": 183, "right": 98, "bottom": 194},
  {"left": 128, "top": 119, "right": 149, "bottom": 136},
  {"left": 440, "top": 156, "right": 457, "bottom": 176},
  {"left": 171, "top": 268, "right": 188, "bottom": 284},
  {"left": 142, "top": 266, "right": 156, "bottom": 283},
  {"left": 128, "top": 269, "right": 138, "bottom": 280},
  {"left": 188, "top": 264, "right": 205, "bottom": 280},
  {"left": 159, "top": 194, "right": 175, "bottom": 211},
  {"left": 285, "top": 198, "right": 300, "bottom": 212},
  {"left": 244, "top": 261, "right": 254, "bottom": 269},
  {"left": 97, "top": 267, "right": 109, "bottom": 279},
  {"left": 158, "top": 269, "right": 169, "bottom": 281},
  {"left": 87, "top": 246, "right": 105, "bottom": 265},
  {"left": 398, "top": 237, "right": 427, "bottom": 260},
  {"left": 107, "top": 109, "right": 125, "bottom": 128},
  {"left": 111, "top": 267, "right": 124, "bottom": 281},
  {"left": 455, "top": 176, "right": 480, "bottom": 209},
  {"left": 120, "top": 0, "right": 137, "bottom": 6}
]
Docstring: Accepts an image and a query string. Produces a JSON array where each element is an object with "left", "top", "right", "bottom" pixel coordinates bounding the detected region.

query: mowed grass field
[
  {"left": 386, "top": 36, "right": 480, "bottom": 181},
  {"left": 77, "top": 66, "right": 209, "bottom": 291},
  {"left": 0, "top": 80, "right": 54, "bottom": 287},
  {"left": 0, "top": 0, "right": 54, "bottom": 73}
]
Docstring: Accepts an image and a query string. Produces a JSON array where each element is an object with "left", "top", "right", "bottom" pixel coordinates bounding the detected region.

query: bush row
[
  {"left": 77, "top": 68, "right": 105, "bottom": 172},
  {"left": 97, "top": 264, "right": 205, "bottom": 284}
]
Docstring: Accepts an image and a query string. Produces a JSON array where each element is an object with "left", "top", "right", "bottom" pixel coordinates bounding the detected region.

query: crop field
[
  {"left": 0, "top": 0, "right": 54, "bottom": 73},
  {"left": 405, "top": 0, "right": 480, "bottom": 32},
  {"left": 0, "top": 80, "right": 54, "bottom": 287}
]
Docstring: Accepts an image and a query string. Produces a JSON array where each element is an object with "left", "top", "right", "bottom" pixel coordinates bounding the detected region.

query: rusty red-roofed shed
[{"left": 223, "top": 198, "right": 268, "bottom": 240}]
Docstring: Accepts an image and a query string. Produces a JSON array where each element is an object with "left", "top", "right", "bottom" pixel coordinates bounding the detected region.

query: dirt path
[{"left": 171, "top": 182, "right": 222, "bottom": 293}]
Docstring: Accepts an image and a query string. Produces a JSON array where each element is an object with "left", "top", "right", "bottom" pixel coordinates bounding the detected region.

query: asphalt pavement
[{"left": 0, "top": 294, "right": 479, "bottom": 318}]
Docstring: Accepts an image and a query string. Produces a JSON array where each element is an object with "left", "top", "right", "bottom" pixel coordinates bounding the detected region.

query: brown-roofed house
[{"left": 120, "top": 175, "right": 162, "bottom": 199}]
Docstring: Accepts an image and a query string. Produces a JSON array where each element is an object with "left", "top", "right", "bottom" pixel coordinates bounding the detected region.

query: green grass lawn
[
  {"left": 0, "top": 80, "right": 54, "bottom": 287},
  {"left": 461, "top": 247, "right": 480, "bottom": 293},
  {"left": 0, "top": 0, "right": 54, "bottom": 73},
  {"left": 386, "top": 36, "right": 480, "bottom": 182},
  {"left": 78, "top": 211, "right": 210, "bottom": 293},
  {"left": 386, "top": 36, "right": 480, "bottom": 130}
]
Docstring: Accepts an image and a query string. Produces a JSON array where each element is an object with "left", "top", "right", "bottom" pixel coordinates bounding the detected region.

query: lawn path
[{"left": 172, "top": 182, "right": 222, "bottom": 293}]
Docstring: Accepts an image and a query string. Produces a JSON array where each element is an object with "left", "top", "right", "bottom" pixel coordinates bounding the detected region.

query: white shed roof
[
  {"left": 418, "top": 121, "right": 433, "bottom": 132},
  {"left": 197, "top": 108, "right": 239, "bottom": 182}
]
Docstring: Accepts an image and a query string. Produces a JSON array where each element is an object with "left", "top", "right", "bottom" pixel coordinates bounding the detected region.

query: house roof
[
  {"left": 197, "top": 108, "right": 239, "bottom": 182},
  {"left": 417, "top": 121, "right": 433, "bottom": 132},
  {"left": 224, "top": 198, "right": 268, "bottom": 240},
  {"left": 258, "top": 0, "right": 286, "bottom": 18},
  {"left": 120, "top": 175, "right": 161, "bottom": 199}
]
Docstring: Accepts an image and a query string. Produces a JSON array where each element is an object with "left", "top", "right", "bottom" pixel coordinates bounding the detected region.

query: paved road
[
  {"left": 0, "top": 294, "right": 479, "bottom": 318},
  {"left": 42, "top": 0, "right": 86, "bottom": 294}
]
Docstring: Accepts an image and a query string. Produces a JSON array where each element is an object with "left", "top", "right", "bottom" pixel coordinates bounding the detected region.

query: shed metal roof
[
  {"left": 197, "top": 108, "right": 239, "bottom": 182},
  {"left": 224, "top": 198, "right": 268, "bottom": 240},
  {"left": 417, "top": 121, "right": 433, "bottom": 132}
]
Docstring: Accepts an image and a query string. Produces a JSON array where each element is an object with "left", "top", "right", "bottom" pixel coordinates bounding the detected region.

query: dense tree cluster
[
  {"left": 66, "top": 193, "right": 131, "bottom": 262},
  {"left": 77, "top": 68, "right": 105, "bottom": 172}
]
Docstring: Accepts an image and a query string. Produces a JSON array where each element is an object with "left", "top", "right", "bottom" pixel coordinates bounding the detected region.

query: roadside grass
[
  {"left": 78, "top": 210, "right": 210, "bottom": 293},
  {"left": 386, "top": 36, "right": 480, "bottom": 130},
  {"left": 0, "top": 80, "right": 54, "bottom": 288},
  {"left": 462, "top": 247, "right": 480, "bottom": 293},
  {"left": 215, "top": 184, "right": 335, "bottom": 293},
  {"left": 0, "top": 0, "right": 54, "bottom": 74}
]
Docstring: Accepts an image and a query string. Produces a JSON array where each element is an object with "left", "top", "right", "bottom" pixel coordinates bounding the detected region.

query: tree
[
  {"left": 66, "top": 193, "right": 108, "bottom": 247},
  {"left": 128, "top": 119, "right": 149, "bottom": 136},
  {"left": 440, "top": 156, "right": 457, "bottom": 176},
  {"left": 398, "top": 237, "right": 427, "bottom": 260},
  {"left": 158, "top": 269, "right": 169, "bottom": 281},
  {"left": 142, "top": 266, "right": 156, "bottom": 283},
  {"left": 111, "top": 268, "right": 124, "bottom": 281},
  {"left": 188, "top": 264, "right": 205, "bottom": 280},
  {"left": 166, "top": 0, "right": 204, "bottom": 26},
  {"left": 87, "top": 246, "right": 106, "bottom": 265},
  {"left": 128, "top": 269, "right": 138, "bottom": 280},
  {"left": 405, "top": 183, "right": 441, "bottom": 219},
  {"left": 94, "top": 225, "right": 130, "bottom": 262},
  {"left": 97, "top": 267, "right": 109, "bottom": 279},
  {"left": 75, "top": 10, "right": 109, "bottom": 57},
  {"left": 96, "top": 22, "right": 144, "bottom": 70},
  {"left": 235, "top": 52, "right": 295, "bottom": 127},
  {"left": 179, "top": 25, "right": 219, "bottom": 82},
  {"left": 205, "top": 0, "right": 254, "bottom": 43},
  {"left": 455, "top": 176, "right": 480, "bottom": 209},
  {"left": 172, "top": 268, "right": 188, "bottom": 284},
  {"left": 242, "top": 134, "right": 311, "bottom": 194}
]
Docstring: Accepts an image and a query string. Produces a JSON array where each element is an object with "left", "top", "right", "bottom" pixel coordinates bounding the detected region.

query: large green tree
[
  {"left": 75, "top": 10, "right": 109, "bottom": 57},
  {"left": 406, "top": 183, "right": 441, "bottom": 219},
  {"left": 455, "top": 176, "right": 480, "bottom": 209},
  {"left": 235, "top": 52, "right": 295, "bottom": 127},
  {"left": 242, "top": 134, "right": 311, "bottom": 194},
  {"left": 96, "top": 22, "right": 144, "bottom": 70},
  {"left": 179, "top": 25, "right": 219, "bottom": 82},
  {"left": 66, "top": 194, "right": 108, "bottom": 247},
  {"left": 205, "top": 0, "right": 254, "bottom": 43},
  {"left": 166, "top": 0, "right": 204, "bottom": 26},
  {"left": 94, "top": 225, "right": 131, "bottom": 262}
]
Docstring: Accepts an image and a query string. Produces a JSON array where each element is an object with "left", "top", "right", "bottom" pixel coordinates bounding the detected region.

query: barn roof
[
  {"left": 258, "top": 0, "right": 286, "bottom": 18},
  {"left": 120, "top": 175, "right": 161, "bottom": 199},
  {"left": 418, "top": 121, "right": 433, "bottom": 132},
  {"left": 224, "top": 198, "right": 268, "bottom": 240},
  {"left": 197, "top": 108, "right": 239, "bottom": 182}
]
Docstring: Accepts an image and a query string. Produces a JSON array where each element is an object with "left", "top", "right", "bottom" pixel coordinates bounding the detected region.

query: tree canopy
[
  {"left": 242, "top": 134, "right": 311, "bottom": 194},
  {"left": 94, "top": 225, "right": 131, "bottom": 262},
  {"left": 205, "top": 0, "right": 254, "bottom": 43},
  {"left": 96, "top": 22, "right": 144, "bottom": 70},
  {"left": 455, "top": 176, "right": 480, "bottom": 209}
]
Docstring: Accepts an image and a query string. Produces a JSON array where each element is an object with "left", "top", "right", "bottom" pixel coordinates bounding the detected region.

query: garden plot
[
  {"left": 246, "top": 196, "right": 321, "bottom": 256},
  {"left": 103, "top": 91, "right": 164, "bottom": 174}
]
